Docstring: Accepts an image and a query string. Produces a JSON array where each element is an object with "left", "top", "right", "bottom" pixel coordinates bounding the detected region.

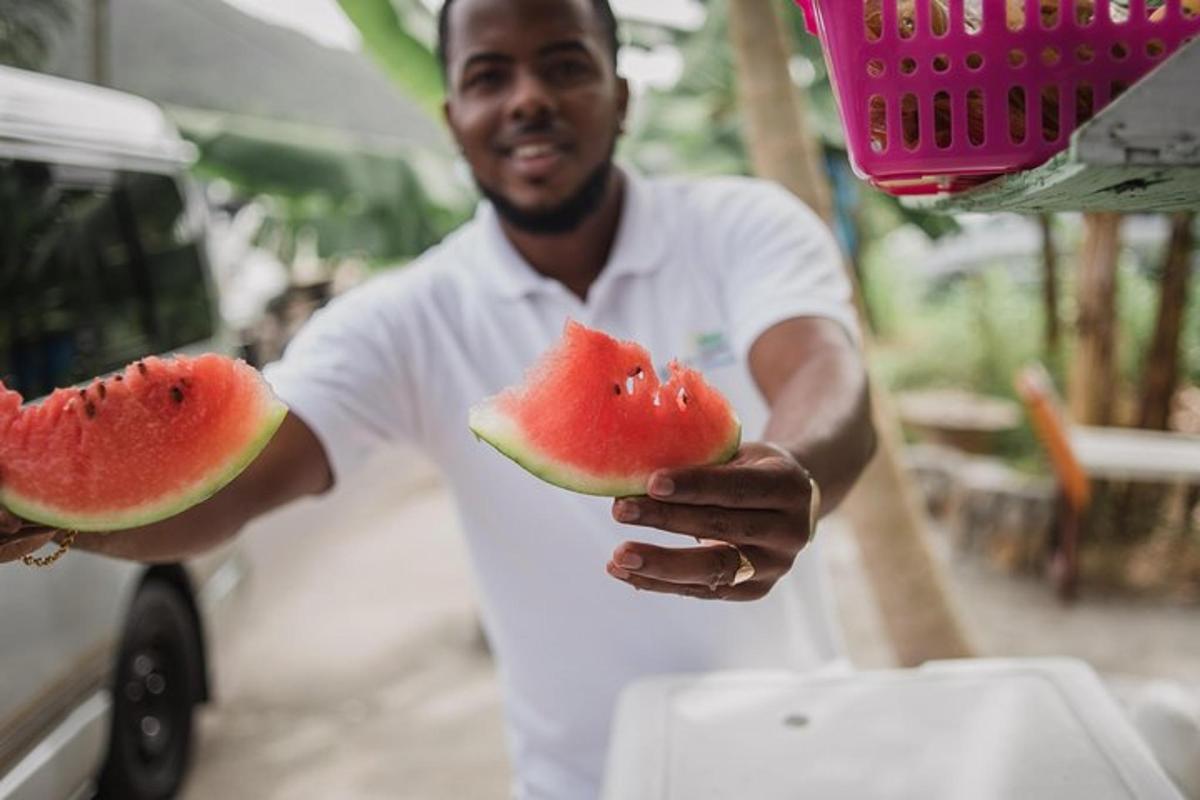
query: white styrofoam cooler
[{"left": 602, "top": 658, "right": 1183, "bottom": 800}]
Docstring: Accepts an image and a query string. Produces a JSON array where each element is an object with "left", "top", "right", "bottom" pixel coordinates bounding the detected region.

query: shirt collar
[{"left": 472, "top": 166, "right": 669, "bottom": 300}]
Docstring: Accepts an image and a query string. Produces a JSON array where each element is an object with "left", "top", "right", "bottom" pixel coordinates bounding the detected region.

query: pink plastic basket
[{"left": 795, "top": 0, "right": 1200, "bottom": 195}]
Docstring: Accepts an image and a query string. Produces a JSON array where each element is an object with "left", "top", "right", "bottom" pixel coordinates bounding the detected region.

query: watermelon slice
[
  {"left": 0, "top": 354, "right": 287, "bottom": 532},
  {"left": 469, "top": 321, "right": 742, "bottom": 496}
]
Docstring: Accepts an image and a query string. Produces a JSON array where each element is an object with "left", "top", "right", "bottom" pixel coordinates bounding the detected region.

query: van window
[{"left": 0, "top": 159, "right": 214, "bottom": 399}]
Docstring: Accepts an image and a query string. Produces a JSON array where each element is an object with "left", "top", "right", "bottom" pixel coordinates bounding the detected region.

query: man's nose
[{"left": 506, "top": 68, "right": 556, "bottom": 125}]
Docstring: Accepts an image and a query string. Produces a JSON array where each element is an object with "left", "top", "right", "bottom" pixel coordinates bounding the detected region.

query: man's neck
[{"left": 498, "top": 167, "right": 626, "bottom": 302}]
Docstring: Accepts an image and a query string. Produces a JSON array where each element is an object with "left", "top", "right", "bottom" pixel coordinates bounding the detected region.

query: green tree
[{"left": 337, "top": 0, "right": 444, "bottom": 115}]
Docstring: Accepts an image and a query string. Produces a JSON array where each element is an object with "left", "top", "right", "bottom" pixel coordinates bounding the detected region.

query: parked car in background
[{"left": 0, "top": 65, "right": 246, "bottom": 800}]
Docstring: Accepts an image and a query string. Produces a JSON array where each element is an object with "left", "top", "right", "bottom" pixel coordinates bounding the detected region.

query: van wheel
[{"left": 96, "top": 580, "right": 202, "bottom": 800}]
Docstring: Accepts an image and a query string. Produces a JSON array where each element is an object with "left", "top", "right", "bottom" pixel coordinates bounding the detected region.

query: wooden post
[
  {"left": 1139, "top": 213, "right": 1195, "bottom": 431},
  {"left": 1069, "top": 212, "right": 1122, "bottom": 426},
  {"left": 726, "top": 0, "right": 833, "bottom": 224},
  {"left": 728, "top": 0, "right": 973, "bottom": 665},
  {"left": 1039, "top": 214, "right": 1061, "bottom": 364}
]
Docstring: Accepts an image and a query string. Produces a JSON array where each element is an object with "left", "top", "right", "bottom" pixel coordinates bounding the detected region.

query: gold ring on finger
[{"left": 731, "top": 546, "right": 756, "bottom": 586}]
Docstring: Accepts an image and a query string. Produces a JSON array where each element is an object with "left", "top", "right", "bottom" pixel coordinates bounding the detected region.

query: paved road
[
  {"left": 181, "top": 451, "right": 511, "bottom": 800},
  {"left": 825, "top": 522, "right": 1200, "bottom": 685}
]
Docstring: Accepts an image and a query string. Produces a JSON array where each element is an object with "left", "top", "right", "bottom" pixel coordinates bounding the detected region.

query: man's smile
[{"left": 500, "top": 138, "right": 572, "bottom": 181}]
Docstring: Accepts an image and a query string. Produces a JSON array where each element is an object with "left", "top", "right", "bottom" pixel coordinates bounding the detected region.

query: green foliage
[
  {"left": 867, "top": 263, "right": 1044, "bottom": 398},
  {"left": 622, "top": 2, "right": 749, "bottom": 177},
  {"left": 152, "top": 0, "right": 464, "bottom": 266},
  {"left": 623, "top": 0, "right": 839, "bottom": 176},
  {"left": 866, "top": 255, "right": 1049, "bottom": 470},
  {"left": 865, "top": 227, "right": 1200, "bottom": 469},
  {"left": 185, "top": 123, "right": 469, "bottom": 263},
  {"left": 867, "top": 192, "right": 962, "bottom": 241},
  {"left": 338, "top": 0, "right": 444, "bottom": 115}
]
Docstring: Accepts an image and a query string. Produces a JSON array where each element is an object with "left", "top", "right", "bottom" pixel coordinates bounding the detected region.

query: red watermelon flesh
[
  {"left": 0, "top": 354, "right": 287, "bottom": 532},
  {"left": 469, "top": 321, "right": 741, "bottom": 496}
]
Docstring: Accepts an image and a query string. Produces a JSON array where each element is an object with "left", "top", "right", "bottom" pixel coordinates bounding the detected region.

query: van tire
[{"left": 96, "top": 580, "right": 202, "bottom": 800}]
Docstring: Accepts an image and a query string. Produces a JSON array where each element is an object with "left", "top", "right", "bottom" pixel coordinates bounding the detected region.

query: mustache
[{"left": 496, "top": 119, "right": 568, "bottom": 147}]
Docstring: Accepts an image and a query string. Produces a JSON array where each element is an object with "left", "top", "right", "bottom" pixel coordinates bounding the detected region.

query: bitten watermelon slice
[
  {"left": 469, "top": 321, "right": 742, "bottom": 496},
  {"left": 0, "top": 354, "right": 287, "bottom": 532}
]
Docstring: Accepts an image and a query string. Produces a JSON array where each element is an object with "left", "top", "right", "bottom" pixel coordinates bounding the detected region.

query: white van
[{"left": 0, "top": 66, "right": 246, "bottom": 799}]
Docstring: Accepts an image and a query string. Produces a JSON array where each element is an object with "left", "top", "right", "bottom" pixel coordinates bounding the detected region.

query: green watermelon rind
[
  {"left": 468, "top": 401, "right": 742, "bottom": 498},
  {"left": 0, "top": 399, "right": 289, "bottom": 533}
]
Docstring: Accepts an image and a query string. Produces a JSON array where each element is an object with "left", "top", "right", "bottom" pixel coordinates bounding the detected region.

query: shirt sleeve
[
  {"left": 262, "top": 276, "right": 424, "bottom": 486},
  {"left": 715, "top": 179, "right": 861, "bottom": 360}
]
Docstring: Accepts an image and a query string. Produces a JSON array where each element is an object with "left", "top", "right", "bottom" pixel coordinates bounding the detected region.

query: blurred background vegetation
[
  {"left": 3, "top": 0, "right": 1197, "bottom": 593},
  {"left": 3, "top": 0, "right": 1194, "bottom": 444}
]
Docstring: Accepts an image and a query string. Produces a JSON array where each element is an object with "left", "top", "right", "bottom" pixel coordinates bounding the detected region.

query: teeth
[{"left": 513, "top": 143, "right": 556, "bottom": 160}]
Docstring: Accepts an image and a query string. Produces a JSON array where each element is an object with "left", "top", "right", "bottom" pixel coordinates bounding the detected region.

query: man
[{"left": 0, "top": 0, "right": 876, "bottom": 795}]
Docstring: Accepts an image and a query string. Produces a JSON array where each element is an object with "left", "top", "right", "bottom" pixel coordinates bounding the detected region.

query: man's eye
[
  {"left": 465, "top": 69, "right": 504, "bottom": 90},
  {"left": 546, "top": 60, "right": 590, "bottom": 83}
]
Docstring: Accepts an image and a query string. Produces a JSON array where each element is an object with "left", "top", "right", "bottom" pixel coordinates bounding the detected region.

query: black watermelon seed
[
  {"left": 114, "top": 374, "right": 123, "bottom": 382},
  {"left": 613, "top": 384, "right": 621, "bottom": 395},
  {"left": 628, "top": 366, "right": 644, "bottom": 377},
  {"left": 78, "top": 389, "right": 86, "bottom": 400},
  {"left": 137, "top": 361, "right": 147, "bottom": 375},
  {"left": 84, "top": 401, "right": 96, "bottom": 419},
  {"left": 97, "top": 382, "right": 107, "bottom": 399},
  {"left": 170, "top": 386, "right": 184, "bottom": 404}
]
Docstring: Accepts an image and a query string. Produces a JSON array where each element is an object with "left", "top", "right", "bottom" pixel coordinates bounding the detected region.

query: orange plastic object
[{"left": 1014, "top": 363, "right": 1090, "bottom": 512}]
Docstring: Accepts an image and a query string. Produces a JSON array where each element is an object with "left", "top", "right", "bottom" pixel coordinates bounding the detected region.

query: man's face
[{"left": 442, "top": 0, "right": 628, "bottom": 225}]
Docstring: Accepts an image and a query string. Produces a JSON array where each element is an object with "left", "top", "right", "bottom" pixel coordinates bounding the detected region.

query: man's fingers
[
  {"left": 610, "top": 542, "right": 766, "bottom": 589},
  {"left": 645, "top": 461, "right": 805, "bottom": 509},
  {"left": 605, "top": 561, "right": 766, "bottom": 602},
  {"left": 612, "top": 498, "right": 783, "bottom": 547}
]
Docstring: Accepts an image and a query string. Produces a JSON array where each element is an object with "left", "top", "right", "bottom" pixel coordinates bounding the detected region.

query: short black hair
[{"left": 437, "top": 0, "right": 620, "bottom": 80}]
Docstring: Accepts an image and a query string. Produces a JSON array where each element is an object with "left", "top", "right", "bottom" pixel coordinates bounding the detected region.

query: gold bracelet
[{"left": 22, "top": 531, "right": 76, "bottom": 568}]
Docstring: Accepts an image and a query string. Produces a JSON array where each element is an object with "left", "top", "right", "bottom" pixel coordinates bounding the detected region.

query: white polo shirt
[{"left": 265, "top": 170, "right": 859, "bottom": 800}]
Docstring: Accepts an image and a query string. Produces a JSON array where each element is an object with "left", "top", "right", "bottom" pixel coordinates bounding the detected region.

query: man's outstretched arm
[
  {"left": 0, "top": 414, "right": 333, "bottom": 564},
  {"left": 752, "top": 316, "right": 876, "bottom": 513}
]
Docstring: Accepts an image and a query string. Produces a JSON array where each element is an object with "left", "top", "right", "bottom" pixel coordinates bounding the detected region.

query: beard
[{"left": 476, "top": 155, "right": 616, "bottom": 236}]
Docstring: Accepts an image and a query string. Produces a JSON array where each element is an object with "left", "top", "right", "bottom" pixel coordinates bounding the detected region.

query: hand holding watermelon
[
  {"left": 0, "top": 354, "right": 287, "bottom": 565},
  {"left": 470, "top": 322, "right": 821, "bottom": 600},
  {"left": 606, "top": 441, "right": 820, "bottom": 601}
]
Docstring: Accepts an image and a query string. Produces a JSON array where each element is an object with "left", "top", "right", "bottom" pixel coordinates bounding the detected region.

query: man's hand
[
  {"left": 606, "top": 442, "right": 818, "bottom": 601},
  {"left": 0, "top": 508, "right": 58, "bottom": 563}
]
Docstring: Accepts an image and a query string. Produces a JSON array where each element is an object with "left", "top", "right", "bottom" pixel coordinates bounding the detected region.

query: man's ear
[
  {"left": 443, "top": 98, "right": 457, "bottom": 141},
  {"left": 443, "top": 97, "right": 468, "bottom": 154}
]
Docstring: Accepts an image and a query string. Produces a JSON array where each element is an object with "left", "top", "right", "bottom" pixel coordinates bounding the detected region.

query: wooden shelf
[{"left": 917, "top": 38, "right": 1200, "bottom": 214}]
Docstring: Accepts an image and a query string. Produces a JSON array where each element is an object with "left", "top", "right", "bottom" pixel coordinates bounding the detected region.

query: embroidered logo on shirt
[{"left": 657, "top": 331, "right": 735, "bottom": 379}]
